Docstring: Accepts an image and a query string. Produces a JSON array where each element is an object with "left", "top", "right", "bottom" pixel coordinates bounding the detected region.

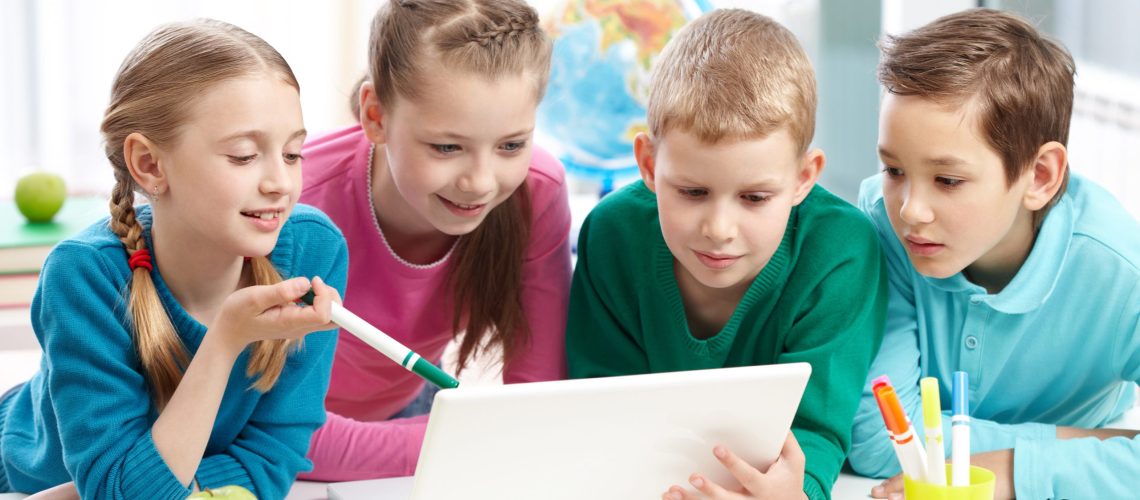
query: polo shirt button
[{"left": 965, "top": 336, "right": 979, "bottom": 349}]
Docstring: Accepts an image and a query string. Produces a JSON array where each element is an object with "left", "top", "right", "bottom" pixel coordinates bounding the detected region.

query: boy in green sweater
[{"left": 565, "top": 9, "right": 887, "bottom": 500}]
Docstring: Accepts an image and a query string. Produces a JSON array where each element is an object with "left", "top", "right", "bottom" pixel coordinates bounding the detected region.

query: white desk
[
  {"left": 299, "top": 473, "right": 879, "bottom": 500},
  {"left": 287, "top": 402, "right": 1140, "bottom": 500}
]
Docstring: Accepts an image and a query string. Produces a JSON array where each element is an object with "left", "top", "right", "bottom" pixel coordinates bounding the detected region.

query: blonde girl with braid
[
  {"left": 0, "top": 19, "right": 348, "bottom": 498},
  {"left": 299, "top": 0, "right": 571, "bottom": 480}
]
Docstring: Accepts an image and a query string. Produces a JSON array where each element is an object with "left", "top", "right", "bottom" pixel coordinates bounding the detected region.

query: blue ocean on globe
[{"left": 537, "top": 0, "right": 712, "bottom": 193}]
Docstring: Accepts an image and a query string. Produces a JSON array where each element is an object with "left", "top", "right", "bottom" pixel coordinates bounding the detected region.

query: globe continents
[{"left": 539, "top": 0, "right": 710, "bottom": 192}]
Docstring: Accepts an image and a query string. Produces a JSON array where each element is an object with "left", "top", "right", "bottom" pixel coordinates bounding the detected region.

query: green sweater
[{"left": 567, "top": 181, "right": 886, "bottom": 499}]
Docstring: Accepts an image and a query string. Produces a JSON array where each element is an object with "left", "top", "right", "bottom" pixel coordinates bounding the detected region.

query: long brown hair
[
  {"left": 365, "top": 0, "right": 551, "bottom": 373},
  {"left": 101, "top": 19, "right": 301, "bottom": 409}
]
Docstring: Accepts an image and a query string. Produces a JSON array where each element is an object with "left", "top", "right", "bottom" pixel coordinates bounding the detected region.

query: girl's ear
[
  {"left": 123, "top": 132, "right": 167, "bottom": 197},
  {"left": 359, "top": 81, "right": 387, "bottom": 145}
]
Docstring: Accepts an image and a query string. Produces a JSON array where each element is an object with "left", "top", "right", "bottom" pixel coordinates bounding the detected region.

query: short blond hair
[{"left": 648, "top": 9, "right": 816, "bottom": 153}]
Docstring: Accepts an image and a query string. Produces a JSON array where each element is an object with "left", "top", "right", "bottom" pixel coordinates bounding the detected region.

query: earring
[{"left": 152, "top": 185, "right": 160, "bottom": 200}]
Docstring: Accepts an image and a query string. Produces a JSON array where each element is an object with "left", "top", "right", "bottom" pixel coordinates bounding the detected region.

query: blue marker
[{"left": 951, "top": 371, "right": 970, "bottom": 486}]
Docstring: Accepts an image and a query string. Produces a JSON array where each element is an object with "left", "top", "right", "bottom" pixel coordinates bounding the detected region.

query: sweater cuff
[
  {"left": 1012, "top": 430, "right": 1059, "bottom": 500},
  {"left": 803, "top": 474, "right": 827, "bottom": 500},
  {"left": 120, "top": 430, "right": 191, "bottom": 500},
  {"left": 197, "top": 454, "right": 254, "bottom": 492}
]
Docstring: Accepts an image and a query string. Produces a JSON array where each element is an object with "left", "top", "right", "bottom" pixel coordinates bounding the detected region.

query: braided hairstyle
[
  {"left": 100, "top": 19, "right": 301, "bottom": 409},
  {"left": 365, "top": 0, "right": 552, "bottom": 374}
]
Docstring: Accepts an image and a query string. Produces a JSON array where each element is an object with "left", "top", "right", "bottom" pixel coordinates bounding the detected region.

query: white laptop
[{"left": 327, "top": 362, "right": 811, "bottom": 500}]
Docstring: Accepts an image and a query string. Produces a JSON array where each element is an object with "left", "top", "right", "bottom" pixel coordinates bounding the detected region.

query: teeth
[{"left": 258, "top": 212, "right": 278, "bottom": 220}]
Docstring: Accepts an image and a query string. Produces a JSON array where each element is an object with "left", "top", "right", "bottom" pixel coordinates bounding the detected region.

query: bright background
[{"left": 3, "top": 0, "right": 1136, "bottom": 219}]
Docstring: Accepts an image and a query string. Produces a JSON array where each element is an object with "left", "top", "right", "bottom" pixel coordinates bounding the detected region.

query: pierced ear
[
  {"left": 358, "top": 81, "right": 387, "bottom": 144},
  {"left": 634, "top": 132, "right": 657, "bottom": 192},
  {"left": 792, "top": 148, "right": 825, "bottom": 205},
  {"left": 1023, "top": 141, "right": 1067, "bottom": 211},
  {"left": 123, "top": 132, "right": 166, "bottom": 196}
]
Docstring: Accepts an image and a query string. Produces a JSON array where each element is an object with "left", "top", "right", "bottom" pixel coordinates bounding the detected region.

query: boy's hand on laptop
[
  {"left": 662, "top": 432, "right": 807, "bottom": 500},
  {"left": 870, "top": 449, "right": 1014, "bottom": 500}
]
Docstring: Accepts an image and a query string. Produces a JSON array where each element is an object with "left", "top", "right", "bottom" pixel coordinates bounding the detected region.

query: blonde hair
[
  {"left": 365, "top": 0, "right": 551, "bottom": 374},
  {"left": 647, "top": 9, "right": 817, "bottom": 153},
  {"left": 878, "top": 8, "right": 1074, "bottom": 227},
  {"left": 100, "top": 19, "right": 300, "bottom": 409}
]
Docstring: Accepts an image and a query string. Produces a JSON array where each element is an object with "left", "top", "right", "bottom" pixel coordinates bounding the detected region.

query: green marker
[{"left": 300, "top": 289, "right": 459, "bottom": 389}]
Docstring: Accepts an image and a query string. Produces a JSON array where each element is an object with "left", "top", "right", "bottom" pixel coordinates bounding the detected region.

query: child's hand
[
  {"left": 662, "top": 432, "right": 808, "bottom": 500},
  {"left": 212, "top": 276, "right": 340, "bottom": 354}
]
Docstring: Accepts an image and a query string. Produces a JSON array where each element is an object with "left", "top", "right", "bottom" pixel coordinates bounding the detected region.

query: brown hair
[
  {"left": 647, "top": 9, "right": 817, "bottom": 153},
  {"left": 878, "top": 8, "right": 1075, "bottom": 226},
  {"left": 101, "top": 19, "right": 301, "bottom": 409},
  {"left": 366, "top": 0, "right": 551, "bottom": 373}
]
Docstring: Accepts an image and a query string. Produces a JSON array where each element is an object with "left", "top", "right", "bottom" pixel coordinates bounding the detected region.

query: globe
[{"left": 538, "top": 0, "right": 713, "bottom": 194}]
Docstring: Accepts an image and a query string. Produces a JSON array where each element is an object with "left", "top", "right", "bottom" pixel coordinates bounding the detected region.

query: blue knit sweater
[{"left": 0, "top": 204, "right": 347, "bottom": 499}]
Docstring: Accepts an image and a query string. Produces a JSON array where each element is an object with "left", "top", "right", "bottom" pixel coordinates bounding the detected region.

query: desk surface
[
  {"left": 287, "top": 473, "right": 880, "bottom": 500},
  {"left": 288, "top": 403, "right": 1140, "bottom": 500}
]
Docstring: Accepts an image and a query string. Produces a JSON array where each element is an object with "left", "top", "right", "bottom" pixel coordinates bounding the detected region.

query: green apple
[
  {"left": 186, "top": 485, "right": 257, "bottom": 500},
  {"left": 14, "top": 172, "right": 66, "bottom": 223}
]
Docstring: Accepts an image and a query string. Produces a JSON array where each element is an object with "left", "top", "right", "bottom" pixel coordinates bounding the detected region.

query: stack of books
[{"left": 1, "top": 196, "right": 109, "bottom": 308}]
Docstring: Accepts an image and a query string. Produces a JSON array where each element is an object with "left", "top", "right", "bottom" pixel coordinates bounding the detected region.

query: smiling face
[
  {"left": 157, "top": 75, "right": 306, "bottom": 259},
  {"left": 638, "top": 128, "right": 818, "bottom": 297},
  {"left": 877, "top": 93, "right": 1037, "bottom": 281},
  {"left": 370, "top": 65, "right": 538, "bottom": 239}
]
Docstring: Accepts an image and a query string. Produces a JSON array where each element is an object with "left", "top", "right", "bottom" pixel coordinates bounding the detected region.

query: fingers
[
  {"left": 781, "top": 432, "right": 806, "bottom": 471},
  {"left": 307, "top": 276, "right": 340, "bottom": 328},
  {"left": 870, "top": 473, "right": 904, "bottom": 499},
  {"left": 247, "top": 276, "right": 311, "bottom": 311},
  {"left": 712, "top": 445, "right": 764, "bottom": 492},
  {"left": 661, "top": 484, "right": 701, "bottom": 500},
  {"left": 687, "top": 472, "right": 739, "bottom": 499}
]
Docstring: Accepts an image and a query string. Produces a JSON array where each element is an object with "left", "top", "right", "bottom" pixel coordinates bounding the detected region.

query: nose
[
  {"left": 456, "top": 152, "right": 496, "bottom": 197},
  {"left": 899, "top": 185, "right": 934, "bottom": 225},
  {"left": 259, "top": 156, "right": 295, "bottom": 196},
  {"left": 701, "top": 203, "right": 737, "bottom": 243}
]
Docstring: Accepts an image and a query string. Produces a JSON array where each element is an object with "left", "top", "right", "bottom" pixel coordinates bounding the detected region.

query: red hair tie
[{"left": 128, "top": 248, "right": 153, "bottom": 272}]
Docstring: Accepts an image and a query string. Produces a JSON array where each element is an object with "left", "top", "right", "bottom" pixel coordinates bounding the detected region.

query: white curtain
[{"left": 0, "top": 0, "right": 386, "bottom": 198}]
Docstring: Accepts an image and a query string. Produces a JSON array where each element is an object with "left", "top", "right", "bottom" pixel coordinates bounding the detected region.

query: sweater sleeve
[
  {"left": 565, "top": 209, "right": 649, "bottom": 379},
  {"left": 502, "top": 160, "right": 573, "bottom": 384},
  {"left": 299, "top": 412, "right": 429, "bottom": 481},
  {"left": 194, "top": 221, "right": 349, "bottom": 497},
  {"left": 1011, "top": 282, "right": 1140, "bottom": 499},
  {"left": 37, "top": 242, "right": 192, "bottom": 500},
  {"left": 778, "top": 224, "right": 887, "bottom": 500}
]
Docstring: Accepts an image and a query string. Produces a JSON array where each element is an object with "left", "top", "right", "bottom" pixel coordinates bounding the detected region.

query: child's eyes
[
  {"left": 741, "top": 193, "right": 770, "bottom": 203},
  {"left": 501, "top": 141, "right": 527, "bottom": 152},
  {"left": 284, "top": 153, "right": 305, "bottom": 164},
  {"left": 431, "top": 144, "right": 461, "bottom": 154},
  {"left": 228, "top": 154, "right": 257, "bottom": 165},
  {"left": 936, "top": 176, "right": 964, "bottom": 188},
  {"left": 678, "top": 188, "right": 707, "bottom": 198},
  {"left": 882, "top": 166, "right": 904, "bottom": 178}
]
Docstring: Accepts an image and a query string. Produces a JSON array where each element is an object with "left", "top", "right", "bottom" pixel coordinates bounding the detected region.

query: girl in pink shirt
[{"left": 298, "top": 0, "right": 571, "bottom": 480}]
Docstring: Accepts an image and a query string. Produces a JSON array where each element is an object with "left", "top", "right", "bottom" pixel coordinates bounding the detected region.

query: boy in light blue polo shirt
[{"left": 846, "top": 8, "right": 1140, "bottom": 500}]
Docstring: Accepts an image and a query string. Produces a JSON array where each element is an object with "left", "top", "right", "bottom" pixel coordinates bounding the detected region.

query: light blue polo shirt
[{"left": 847, "top": 173, "right": 1140, "bottom": 499}]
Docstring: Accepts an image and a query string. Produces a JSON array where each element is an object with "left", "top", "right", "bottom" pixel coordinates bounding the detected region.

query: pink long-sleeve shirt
[{"left": 297, "top": 125, "right": 571, "bottom": 480}]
